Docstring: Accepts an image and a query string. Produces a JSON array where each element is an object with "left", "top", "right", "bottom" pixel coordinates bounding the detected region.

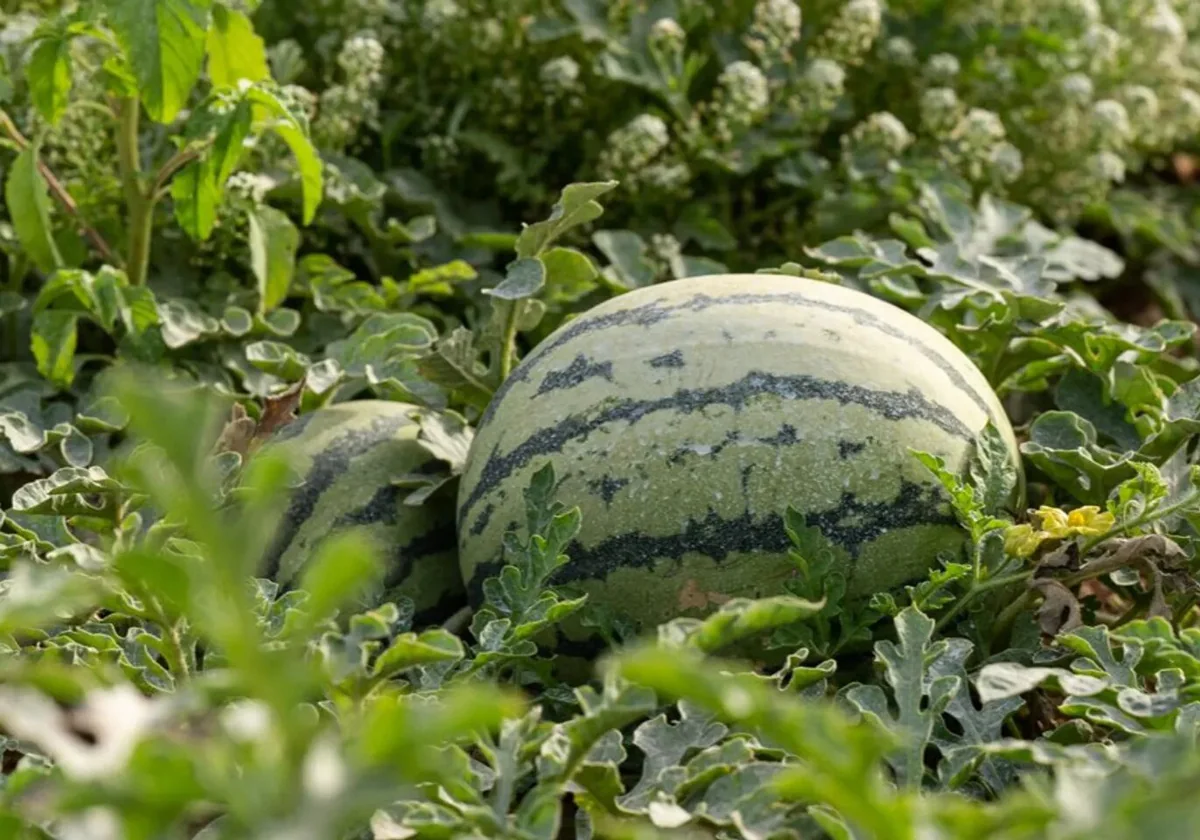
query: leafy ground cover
[{"left": 4, "top": 1, "right": 1200, "bottom": 838}]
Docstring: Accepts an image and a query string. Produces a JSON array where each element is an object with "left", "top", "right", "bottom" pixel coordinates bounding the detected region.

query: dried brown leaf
[{"left": 1031, "top": 578, "right": 1082, "bottom": 637}]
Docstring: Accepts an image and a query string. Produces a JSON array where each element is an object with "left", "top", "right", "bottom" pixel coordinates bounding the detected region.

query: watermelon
[
  {"left": 456, "top": 273, "right": 1022, "bottom": 634},
  {"left": 258, "top": 399, "right": 465, "bottom": 623}
]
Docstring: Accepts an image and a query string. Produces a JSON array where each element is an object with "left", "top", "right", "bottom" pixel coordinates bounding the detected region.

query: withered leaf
[{"left": 1031, "top": 579, "right": 1082, "bottom": 637}]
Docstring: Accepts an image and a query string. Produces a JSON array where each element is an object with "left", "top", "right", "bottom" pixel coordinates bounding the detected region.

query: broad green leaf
[
  {"left": 6, "top": 146, "right": 62, "bottom": 273},
  {"left": 244, "top": 340, "right": 310, "bottom": 380},
  {"left": 10, "top": 465, "right": 125, "bottom": 517},
  {"left": 205, "top": 5, "right": 268, "bottom": 87},
  {"left": 540, "top": 247, "right": 599, "bottom": 303},
  {"left": 27, "top": 35, "right": 73, "bottom": 124},
  {"left": 246, "top": 86, "right": 323, "bottom": 223},
  {"left": 247, "top": 204, "right": 300, "bottom": 313},
  {"left": 372, "top": 629, "right": 465, "bottom": 679},
  {"left": 679, "top": 596, "right": 825, "bottom": 654},
  {"left": 1021, "top": 411, "right": 1136, "bottom": 504},
  {"left": 30, "top": 310, "right": 78, "bottom": 389},
  {"left": 486, "top": 257, "right": 546, "bottom": 300},
  {"left": 412, "top": 408, "right": 474, "bottom": 474},
  {"left": 172, "top": 96, "right": 253, "bottom": 239},
  {"left": 675, "top": 205, "right": 737, "bottom": 251},
  {"left": 106, "top": 0, "right": 213, "bottom": 123},
  {"left": 156, "top": 297, "right": 221, "bottom": 348},
  {"left": 593, "top": 229, "right": 656, "bottom": 290},
  {"left": 405, "top": 260, "right": 477, "bottom": 296},
  {"left": 0, "top": 561, "right": 107, "bottom": 636},
  {"left": 416, "top": 327, "right": 493, "bottom": 408},
  {"left": 0, "top": 410, "right": 46, "bottom": 453},
  {"left": 516, "top": 181, "right": 618, "bottom": 257}
]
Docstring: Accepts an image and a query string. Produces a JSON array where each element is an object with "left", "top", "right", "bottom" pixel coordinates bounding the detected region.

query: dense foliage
[{"left": 4, "top": 1, "right": 1200, "bottom": 838}]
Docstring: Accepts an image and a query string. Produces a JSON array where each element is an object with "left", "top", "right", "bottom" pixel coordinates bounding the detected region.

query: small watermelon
[
  {"left": 456, "top": 273, "right": 1022, "bottom": 636},
  {"left": 258, "top": 399, "right": 464, "bottom": 623}
]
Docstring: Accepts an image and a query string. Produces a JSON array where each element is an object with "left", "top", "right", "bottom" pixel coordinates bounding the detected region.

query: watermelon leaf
[
  {"left": 970, "top": 423, "right": 1022, "bottom": 517},
  {"left": 416, "top": 326, "right": 493, "bottom": 412},
  {"left": 10, "top": 466, "right": 126, "bottom": 519},
  {"left": 463, "top": 463, "right": 589, "bottom": 676},
  {"left": 610, "top": 644, "right": 906, "bottom": 838},
  {"left": 485, "top": 257, "right": 546, "bottom": 301},
  {"left": 615, "top": 700, "right": 727, "bottom": 813},
  {"left": 841, "top": 606, "right": 959, "bottom": 790},
  {"left": 515, "top": 181, "right": 618, "bottom": 259},
  {"left": 661, "top": 595, "right": 826, "bottom": 655},
  {"left": 0, "top": 559, "right": 109, "bottom": 638},
  {"left": 926, "top": 637, "right": 1024, "bottom": 792},
  {"left": 372, "top": 628, "right": 465, "bottom": 680},
  {"left": 772, "top": 509, "right": 881, "bottom": 658}
]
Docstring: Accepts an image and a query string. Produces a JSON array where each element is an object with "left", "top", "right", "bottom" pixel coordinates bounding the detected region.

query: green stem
[
  {"left": 1079, "top": 490, "right": 1200, "bottom": 555},
  {"left": 159, "top": 613, "right": 193, "bottom": 684},
  {"left": 116, "top": 97, "right": 153, "bottom": 286},
  {"left": 992, "top": 591, "right": 1033, "bottom": 643},
  {"left": 496, "top": 301, "right": 520, "bottom": 385},
  {"left": 934, "top": 569, "right": 1033, "bottom": 634}
]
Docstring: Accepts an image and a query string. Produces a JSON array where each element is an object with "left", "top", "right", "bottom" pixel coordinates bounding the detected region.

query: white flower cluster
[
  {"left": 745, "top": 0, "right": 802, "bottom": 64},
  {"left": 713, "top": 60, "right": 770, "bottom": 133},
  {"left": 800, "top": 58, "right": 846, "bottom": 113},
  {"left": 597, "top": 114, "right": 672, "bottom": 180},
  {"left": 338, "top": 33, "right": 386, "bottom": 83},
  {"left": 1091, "top": 99, "right": 1130, "bottom": 149},
  {"left": 890, "top": 0, "right": 1200, "bottom": 219},
  {"left": 649, "top": 17, "right": 687, "bottom": 57},
  {"left": 813, "top": 0, "right": 882, "bottom": 66},
  {"left": 650, "top": 233, "right": 684, "bottom": 270},
  {"left": 925, "top": 53, "right": 960, "bottom": 86},
  {"left": 882, "top": 36, "right": 916, "bottom": 67},
  {"left": 950, "top": 108, "right": 1012, "bottom": 182},
  {"left": 920, "top": 87, "right": 961, "bottom": 137},
  {"left": 641, "top": 160, "right": 692, "bottom": 193},
  {"left": 226, "top": 171, "right": 278, "bottom": 206},
  {"left": 422, "top": 0, "right": 463, "bottom": 29},
  {"left": 540, "top": 55, "right": 581, "bottom": 95},
  {"left": 844, "top": 111, "right": 913, "bottom": 164},
  {"left": 314, "top": 32, "right": 387, "bottom": 151}
]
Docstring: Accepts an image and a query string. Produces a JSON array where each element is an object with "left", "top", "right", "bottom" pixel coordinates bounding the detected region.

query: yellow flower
[
  {"left": 1035, "top": 506, "right": 1070, "bottom": 538},
  {"left": 1004, "top": 505, "right": 1117, "bottom": 560},
  {"left": 1066, "top": 505, "right": 1115, "bottom": 537},
  {"left": 1004, "top": 523, "right": 1044, "bottom": 558}
]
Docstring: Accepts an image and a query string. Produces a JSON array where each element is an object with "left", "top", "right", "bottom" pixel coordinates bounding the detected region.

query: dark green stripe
[
  {"left": 459, "top": 368, "right": 973, "bottom": 524},
  {"left": 475, "top": 288, "right": 994, "bottom": 434},
  {"left": 260, "top": 414, "right": 418, "bottom": 581},
  {"left": 327, "top": 481, "right": 458, "bottom": 593},
  {"left": 465, "top": 478, "right": 956, "bottom": 600},
  {"left": 535, "top": 354, "right": 614, "bottom": 396}
]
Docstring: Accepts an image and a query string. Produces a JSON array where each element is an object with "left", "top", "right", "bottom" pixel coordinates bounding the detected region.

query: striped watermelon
[
  {"left": 456, "top": 274, "right": 1021, "bottom": 635},
  {"left": 258, "top": 400, "right": 464, "bottom": 623}
]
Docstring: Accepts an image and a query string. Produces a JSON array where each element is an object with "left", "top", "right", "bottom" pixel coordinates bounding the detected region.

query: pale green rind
[
  {"left": 260, "top": 400, "right": 464, "bottom": 622},
  {"left": 457, "top": 274, "right": 1021, "bottom": 632}
]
